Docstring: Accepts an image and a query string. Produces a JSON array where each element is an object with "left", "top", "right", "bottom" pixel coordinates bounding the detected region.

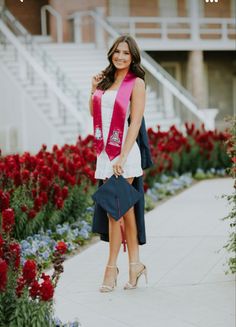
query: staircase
[
  {"left": 0, "top": 11, "right": 90, "bottom": 147},
  {"left": 0, "top": 40, "right": 86, "bottom": 144}
]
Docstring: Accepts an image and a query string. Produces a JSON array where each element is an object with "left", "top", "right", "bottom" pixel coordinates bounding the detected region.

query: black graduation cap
[{"left": 92, "top": 174, "right": 142, "bottom": 221}]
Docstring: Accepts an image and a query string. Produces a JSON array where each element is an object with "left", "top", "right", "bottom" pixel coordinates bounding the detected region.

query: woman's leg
[
  {"left": 123, "top": 177, "right": 139, "bottom": 262},
  {"left": 123, "top": 177, "right": 144, "bottom": 284},
  {"left": 106, "top": 214, "right": 122, "bottom": 265},
  {"left": 101, "top": 179, "right": 122, "bottom": 286}
]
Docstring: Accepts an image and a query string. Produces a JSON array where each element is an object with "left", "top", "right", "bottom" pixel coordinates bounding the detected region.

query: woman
[{"left": 89, "top": 35, "right": 152, "bottom": 292}]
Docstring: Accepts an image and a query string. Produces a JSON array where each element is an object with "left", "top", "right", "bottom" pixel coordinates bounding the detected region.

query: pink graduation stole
[{"left": 92, "top": 71, "right": 136, "bottom": 161}]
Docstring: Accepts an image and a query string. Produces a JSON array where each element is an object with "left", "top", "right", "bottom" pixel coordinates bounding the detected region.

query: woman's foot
[
  {"left": 99, "top": 265, "right": 119, "bottom": 292},
  {"left": 124, "top": 262, "right": 148, "bottom": 290}
]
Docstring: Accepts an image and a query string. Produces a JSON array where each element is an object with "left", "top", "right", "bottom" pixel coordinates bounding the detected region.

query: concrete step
[
  {"left": 41, "top": 43, "right": 97, "bottom": 50},
  {"left": 31, "top": 35, "right": 53, "bottom": 43}
]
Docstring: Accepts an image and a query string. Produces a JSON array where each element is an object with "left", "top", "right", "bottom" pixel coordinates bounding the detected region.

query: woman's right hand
[{"left": 91, "top": 71, "right": 104, "bottom": 91}]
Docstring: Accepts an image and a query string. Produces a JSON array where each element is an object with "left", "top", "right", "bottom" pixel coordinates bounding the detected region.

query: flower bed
[
  {"left": 20, "top": 220, "right": 92, "bottom": 269},
  {"left": 145, "top": 123, "right": 230, "bottom": 189},
  {"left": 0, "top": 137, "right": 96, "bottom": 241},
  {"left": 144, "top": 168, "right": 227, "bottom": 211},
  {"left": 0, "top": 218, "right": 76, "bottom": 326}
]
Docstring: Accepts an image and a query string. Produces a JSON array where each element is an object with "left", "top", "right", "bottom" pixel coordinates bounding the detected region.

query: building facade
[{"left": 4, "top": 0, "right": 235, "bottom": 129}]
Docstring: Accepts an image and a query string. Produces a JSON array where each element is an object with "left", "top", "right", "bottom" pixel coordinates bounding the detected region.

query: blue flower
[
  {"left": 40, "top": 250, "right": 50, "bottom": 260},
  {"left": 154, "top": 182, "right": 162, "bottom": 189},
  {"left": 86, "top": 206, "right": 94, "bottom": 213},
  {"left": 146, "top": 189, "right": 158, "bottom": 202},
  {"left": 73, "top": 228, "right": 79, "bottom": 237},
  {"left": 78, "top": 229, "right": 89, "bottom": 239},
  {"left": 20, "top": 240, "right": 30, "bottom": 251},
  {"left": 160, "top": 174, "right": 169, "bottom": 183}
]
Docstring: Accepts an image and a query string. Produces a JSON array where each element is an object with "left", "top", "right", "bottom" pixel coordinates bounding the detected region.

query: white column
[
  {"left": 187, "top": 50, "right": 206, "bottom": 108},
  {"left": 189, "top": 0, "right": 199, "bottom": 41},
  {"left": 73, "top": 13, "right": 82, "bottom": 44},
  {"left": 95, "top": 7, "right": 106, "bottom": 49},
  {"left": 0, "top": 0, "right": 5, "bottom": 12}
]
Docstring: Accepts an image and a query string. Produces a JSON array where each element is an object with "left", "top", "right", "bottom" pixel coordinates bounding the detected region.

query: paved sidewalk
[{"left": 53, "top": 178, "right": 235, "bottom": 327}]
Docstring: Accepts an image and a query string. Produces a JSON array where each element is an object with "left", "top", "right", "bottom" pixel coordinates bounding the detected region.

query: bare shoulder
[{"left": 134, "top": 77, "right": 145, "bottom": 90}]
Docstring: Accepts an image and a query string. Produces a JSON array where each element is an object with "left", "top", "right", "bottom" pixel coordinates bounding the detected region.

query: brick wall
[
  {"left": 204, "top": 0, "right": 231, "bottom": 17},
  {"left": 49, "top": 0, "right": 107, "bottom": 42},
  {"left": 6, "top": 0, "right": 48, "bottom": 35}
]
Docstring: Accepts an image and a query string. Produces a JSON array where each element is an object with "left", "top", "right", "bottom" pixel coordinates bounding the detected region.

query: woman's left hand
[{"left": 112, "top": 156, "right": 126, "bottom": 178}]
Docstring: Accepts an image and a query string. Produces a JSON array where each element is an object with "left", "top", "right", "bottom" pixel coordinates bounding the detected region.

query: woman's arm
[
  {"left": 89, "top": 92, "right": 94, "bottom": 117},
  {"left": 113, "top": 77, "right": 145, "bottom": 175},
  {"left": 89, "top": 71, "right": 104, "bottom": 117}
]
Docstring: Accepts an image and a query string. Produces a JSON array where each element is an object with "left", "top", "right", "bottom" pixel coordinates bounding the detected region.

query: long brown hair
[{"left": 97, "top": 35, "right": 145, "bottom": 90}]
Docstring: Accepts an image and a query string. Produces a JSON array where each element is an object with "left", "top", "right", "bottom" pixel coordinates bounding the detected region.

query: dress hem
[{"left": 95, "top": 172, "right": 143, "bottom": 180}]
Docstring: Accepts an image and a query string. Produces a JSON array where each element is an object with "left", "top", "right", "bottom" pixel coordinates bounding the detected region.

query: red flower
[
  {"left": 16, "top": 276, "right": 26, "bottom": 297},
  {"left": 52, "top": 163, "right": 59, "bottom": 175},
  {"left": 52, "top": 145, "right": 58, "bottom": 152},
  {"left": 0, "top": 234, "right": 3, "bottom": 257},
  {"left": 32, "top": 170, "right": 39, "bottom": 181},
  {"left": 31, "top": 189, "right": 37, "bottom": 198},
  {"left": 13, "top": 171, "right": 22, "bottom": 187},
  {"left": 1, "top": 208, "right": 15, "bottom": 233},
  {"left": 41, "top": 165, "right": 52, "bottom": 179},
  {"left": 23, "top": 260, "right": 37, "bottom": 284},
  {"left": 29, "top": 279, "right": 40, "bottom": 299},
  {"left": 0, "top": 191, "right": 10, "bottom": 212},
  {"left": 21, "top": 205, "right": 28, "bottom": 212},
  {"left": 39, "top": 176, "right": 49, "bottom": 191},
  {"left": 58, "top": 169, "right": 66, "bottom": 179},
  {"left": 143, "top": 183, "right": 149, "bottom": 193},
  {"left": 55, "top": 197, "right": 64, "bottom": 209},
  {"left": 53, "top": 184, "right": 61, "bottom": 196},
  {"left": 0, "top": 258, "right": 8, "bottom": 292},
  {"left": 55, "top": 241, "right": 67, "bottom": 255},
  {"left": 28, "top": 209, "right": 37, "bottom": 220},
  {"left": 61, "top": 186, "right": 69, "bottom": 199},
  {"left": 9, "top": 242, "right": 21, "bottom": 269},
  {"left": 40, "top": 278, "right": 54, "bottom": 301},
  {"left": 40, "top": 192, "right": 48, "bottom": 205},
  {"left": 41, "top": 144, "right": 47, "bottom": 151},
  {"left": 21, "top": 169, "right": 30, "bottom": 182},
  {"left": 34, "top": 196, "right": 43, "bottom": 211}
]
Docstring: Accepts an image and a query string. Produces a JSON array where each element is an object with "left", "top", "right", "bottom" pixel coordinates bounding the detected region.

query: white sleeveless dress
[{"left": 94, "top": 90, "right": 143, "bottom": 180}]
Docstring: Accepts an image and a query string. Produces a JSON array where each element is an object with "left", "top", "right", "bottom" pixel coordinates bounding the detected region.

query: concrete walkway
[{"left": 53, "top": 178, "right": 235, "bottom": 327}]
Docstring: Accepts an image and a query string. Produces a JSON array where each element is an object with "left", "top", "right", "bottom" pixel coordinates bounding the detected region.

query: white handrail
[
  {"left": 0, "top": 19, "right": 86, "bottom": 129},
  {"left": 41, "top": 5, "right": 63, "bottom": 43},
  {"left": 2, "top": 8, "right": 82, "bottom": 109},
  {"left": 141, "top": 54, "right": 205, "bottom": 123},
  {"left": 3, "top": 9, "right": 29, "bottom": 36},
  {"left": 107, "top": 16, "right": 236, "bottom": 40}
]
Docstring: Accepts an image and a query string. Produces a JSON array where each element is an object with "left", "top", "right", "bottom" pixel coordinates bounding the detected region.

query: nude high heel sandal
[
  {"left": 99, "top": 265, "right": 119, "bottom": 292},
  {"left": 124, "top": 262, "right": 148, "bottom": 290}
]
